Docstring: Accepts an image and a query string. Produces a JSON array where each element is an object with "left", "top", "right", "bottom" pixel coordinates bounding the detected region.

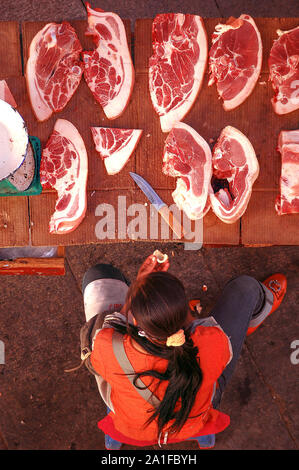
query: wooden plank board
[
  {"left": 0, "top": 21, "right": 22, "bottom": 77},
  {"left": 29, "top": 190, "right": 136, "bottom": 246},
  {"left": 133, "top": 17, "right": 298, "bottom": 246},
  {"left": 135, "top": 17, "right": 299, "bottom": 192},
  {"left": 132, "top": 188, "right": 240, "bottom": 245},
  {"left": 0, "top": 196, "right": 29, "bottom": 247},
  {"left": 29, "top": 187, "right": 240, "bottom": 246},
  {"left": 0, "top": 257, "right": 65, "bottom": 275},
  {"left": 241, "top": 190, "right": 299, "bottom": 246},
  {"left": 1, "top": 17, "right": 297, "bottom": 247},
  {"left": 0, "top": 23, "right": 30, "bottom": 249}
]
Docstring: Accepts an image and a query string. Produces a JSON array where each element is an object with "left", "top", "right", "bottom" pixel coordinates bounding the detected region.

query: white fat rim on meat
[
  {"left": 272, "top": 79, "right": 299, "bottom": 115},
  {"left": 209, "top": 126, "right": 259, "bottom": 223},
  {"left": 277, "top": 131, "right": 299, "bottom": 210},
  {"left": 280, "top": 160, "right": 299, "bottom": 203},
  {"left": 169, "top": 122, "right": 212, "bottom": 220},
  {"left": 278, "top": 129, "right": 299, "bottom": 148},
  {"left": 270, "top": 27, "right": 299, "bottom": 115},
  {"left": 210, "top": 15, "right": 263, "bottom": 111},
  {"left": 0, "top": 99, "right": 28, "bottom": 180},
  {"left": 103, "top": 129, "right": 143, "bottom": 175},
  {"left": 86, "top": 4, "right": 134, "bottom": 120},
  {"left": 49, "top": 119, "right": 88, "bottom": 233},
  {"left": 26, "top": 23, "right": 57, "bottom": 122},
  {"left": 152, "top": 15, "right": 208, "bottom": 133}
]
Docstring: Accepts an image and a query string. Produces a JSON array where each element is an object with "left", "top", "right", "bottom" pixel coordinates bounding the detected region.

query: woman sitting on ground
[{"left": 81, "top": 254, "right": 286, "bottom": 449}]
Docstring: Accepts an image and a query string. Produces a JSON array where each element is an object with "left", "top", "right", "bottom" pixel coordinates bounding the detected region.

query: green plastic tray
[{"left": 0, "top": 136, "right": 42, "bottom": 196}]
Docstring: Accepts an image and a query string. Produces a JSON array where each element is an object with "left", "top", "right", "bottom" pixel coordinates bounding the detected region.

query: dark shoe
[{"left": 247, "top": 273, "right": 287, "bottom": 336}]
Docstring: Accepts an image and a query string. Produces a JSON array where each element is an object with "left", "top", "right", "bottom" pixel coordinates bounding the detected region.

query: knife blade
[{"left": 130, "top": 172, "right": 185, "bottom": 239}]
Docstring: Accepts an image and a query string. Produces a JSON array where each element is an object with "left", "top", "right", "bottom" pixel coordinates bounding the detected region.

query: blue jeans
[{"left": 208, "top": 275, "right": 272, "bottom": 407}]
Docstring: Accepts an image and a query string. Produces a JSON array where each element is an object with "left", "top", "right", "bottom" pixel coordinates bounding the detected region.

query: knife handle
[{"left": 158, "top": 206, "right": 185, "bottom": 239}]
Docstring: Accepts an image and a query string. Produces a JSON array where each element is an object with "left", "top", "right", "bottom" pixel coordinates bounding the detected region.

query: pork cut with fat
[
  {"left": 82, "top": 3, "right": 134, "bottom": 119},
  {"left": 91, "top": 127, "right": 142, "bottom": 175},
  {"left": 269, "top": 26, "right": 299, "bottom": 115},
  {"left": 275, "top": 129, "right": 299, "bottom": 215},
  {"left": 162, "top": 122, "right": 212, "bottom": 220},
  {"left": 209, "top": 15, "right": 262, "bottom": 110},
  {"left": 26, "top": 22, "right": 83, "bottom": 122},
  {"left": 209, "top": 126, "right": 259, "bottom": 223},
  {"left": 40, "top": 119, "right": 88, "bottom": 234},
  {"left": 149, "top": 13, "right": 208, "bottom": 133}
]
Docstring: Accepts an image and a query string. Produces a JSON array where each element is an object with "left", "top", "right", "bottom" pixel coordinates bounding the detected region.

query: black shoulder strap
[{"left": 112, "top": 330, "right": 160, "bottom": 409}]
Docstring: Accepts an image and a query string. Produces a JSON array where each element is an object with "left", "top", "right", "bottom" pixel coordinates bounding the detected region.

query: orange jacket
[{"left": 91, "top": 321, "right": 232, "bottom": 444}]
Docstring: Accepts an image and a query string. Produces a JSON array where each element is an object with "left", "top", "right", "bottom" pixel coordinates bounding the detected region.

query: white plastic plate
[{"left": 0, "top": 99, "right": 28, "bottom": 180}]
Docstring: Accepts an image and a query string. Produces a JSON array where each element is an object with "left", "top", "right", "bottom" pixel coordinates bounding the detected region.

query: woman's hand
[{"left": 137, "top": 254, "right": 170, "bottom": 280}]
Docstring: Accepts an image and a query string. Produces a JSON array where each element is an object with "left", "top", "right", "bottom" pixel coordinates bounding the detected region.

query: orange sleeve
[
  {"left": 191, "top": 323, "right": 233, "bottom": 384},
  {"left": 90, "top": 328, "right": 112, "bottom": 378}
]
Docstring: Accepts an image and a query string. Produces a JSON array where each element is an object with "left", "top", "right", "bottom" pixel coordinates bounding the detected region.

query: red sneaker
[{"left": 246, "top": 273, "right": 287, "bottom": 336}]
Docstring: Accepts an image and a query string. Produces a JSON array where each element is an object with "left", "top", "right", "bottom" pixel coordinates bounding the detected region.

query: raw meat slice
[
  {"left": 209, "top": 126, "right": 259, "bottom": 223},
  {"left": 149, "top": 13, "right": 208, "bottom": 133},
  {"left": 0, "top": 99, "right": 28, "bottom": 181},
  {"left": 0, "top": 80, "right": 17, "bottom": 108},
  {"left": 269, "top": 26, "right": 299, "bottom": 115},
  {"left": 91, "top": 127, "right": 142, "bottom": 175},
  {"left": 209, "top": 15, "right": 262, "bottom": 110},
  {"left": 40, "top": 119, "right": 88, "bottom": 234},
  {"left": 275, "top": 129, "right": 299, "bottom": 215},
  {"left": 82, "top": 3, "right": 134, "bottom": 119},
  {"left": 162, "top": 122, "right": 212, "bottom": 220},
  {"left": 26, "top": 22, "right": 83, "bottom": 121}
]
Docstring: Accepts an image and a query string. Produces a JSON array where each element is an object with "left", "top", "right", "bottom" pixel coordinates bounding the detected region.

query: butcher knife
[{"left": 129, "top": 172, "right": 185, "bottom": 239}]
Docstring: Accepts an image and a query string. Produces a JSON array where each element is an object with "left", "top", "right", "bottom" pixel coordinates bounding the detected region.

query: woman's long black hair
[{"left": 107, "top": 271, "right": 203, "bottom": 438}]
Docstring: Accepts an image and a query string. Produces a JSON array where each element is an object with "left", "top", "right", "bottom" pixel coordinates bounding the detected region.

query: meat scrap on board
[
  {"left": 275, "top": 130, "right": 299, "bottom": 215},
  {"left": 91, "top": 127, "right": 143, "bottom": 175},
  {"left": 0, "top": 80, "right": 17, "bottom": 108}
]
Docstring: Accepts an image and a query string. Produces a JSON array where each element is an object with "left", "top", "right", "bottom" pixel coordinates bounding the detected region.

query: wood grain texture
[
  {"left": 0, "top": 197, "right": 29, "bottom": 247},
  {"left": 131, "top": 188, "right": 240, "bottom": 245},
  {"left": 0, "top": 22, "right": 29, "bottom": 248},
  {"left": 241, "top": 190, "right": 299, "bottom": 246},
  {"left": 1, "top": 17, "right": 298, "bottom": 247},
  {"left": 0, "top": 22, "right": 22, "bottom": 78},
  {"left": 0, "top": 257, "right": 65, "bottom": 275},
  {"left": 133, "top": 17, "right": 298, "bottom": 246},
  {"left": 29, "top": 190, "right": 136, "bottom": 246}
]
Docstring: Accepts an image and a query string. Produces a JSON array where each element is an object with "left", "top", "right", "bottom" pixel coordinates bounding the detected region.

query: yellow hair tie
[{"left": 166, "top": 329, "right": 185, "bottom": 347}]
